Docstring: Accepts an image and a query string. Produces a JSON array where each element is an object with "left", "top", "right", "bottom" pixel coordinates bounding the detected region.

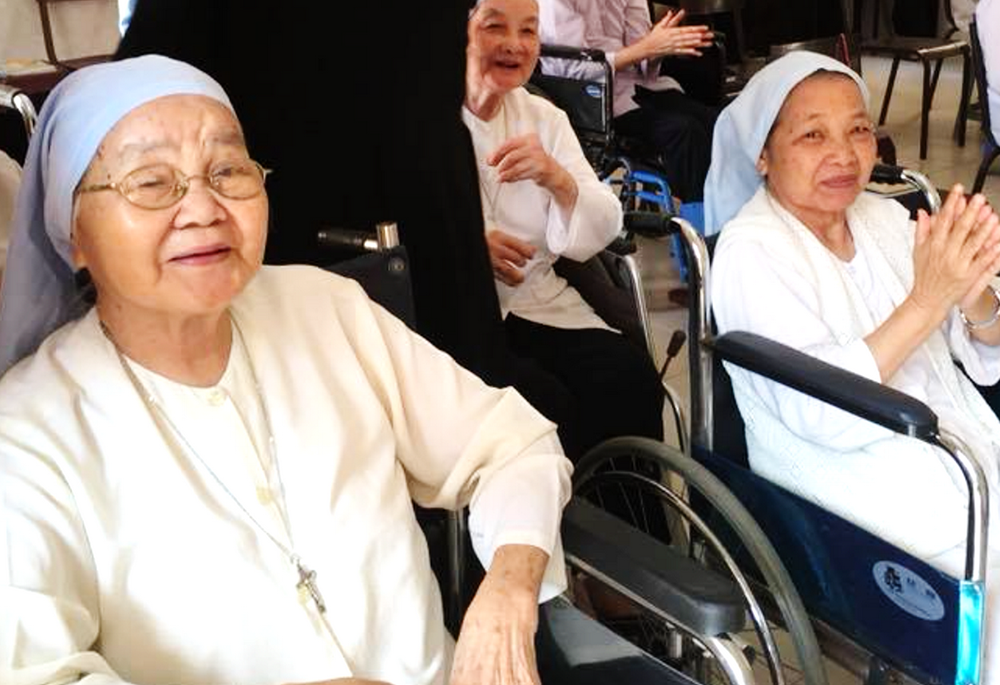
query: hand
[
  {"left": 486, "top": 229, "right": 536, "bottom": 286},
  {"left": 637, "top": 9, "right": 713, "bottom": 60},
  {"left": 910, "top": 185, "right": 1000, "bottom": 321},
  {"left": 450, "top": 545, "right": 548, "bottom": 685},
  {"left": 488, "top": 133, "right": 561, "bottom": 187},
  {"left": 487, "top": 134, "right": 579, "bottom": 211}
]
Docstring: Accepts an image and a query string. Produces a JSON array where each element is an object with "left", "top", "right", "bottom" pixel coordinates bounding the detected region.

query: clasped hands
[{"left": 911, "top": 185, "right": 1000, "bottom": 338}]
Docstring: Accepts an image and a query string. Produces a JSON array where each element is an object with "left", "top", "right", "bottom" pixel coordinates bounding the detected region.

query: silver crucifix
[{"left": 293, "top": 556, "right": 327, "bottom": 614}]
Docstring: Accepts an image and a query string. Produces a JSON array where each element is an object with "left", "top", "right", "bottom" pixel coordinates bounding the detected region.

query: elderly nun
[
  {"left": 0, "top": 55, "right": 571, "bottom": 685},
  {"left": 707, "top": 51, "right": 1000, "bottom": 679}
]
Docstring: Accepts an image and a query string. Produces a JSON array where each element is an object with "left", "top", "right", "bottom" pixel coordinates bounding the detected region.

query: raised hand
[
  {"left": 488, "top": 133, "right": 578, "bottom": 210},
  {"left": 488, "top": 133, "right": 560, "bottom": 186},
  {"left": 637, "top": 9, "right": 713, "bottom": 60}
]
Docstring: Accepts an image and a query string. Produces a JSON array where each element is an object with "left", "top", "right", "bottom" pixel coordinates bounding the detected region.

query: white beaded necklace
[{"left": 103, "top": 315, "right": 327, "bottom": 615}]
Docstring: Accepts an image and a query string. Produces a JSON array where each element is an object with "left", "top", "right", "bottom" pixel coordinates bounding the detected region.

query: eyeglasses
[{"left": 77, "top": 159, "right": 272, "bottom": 210}]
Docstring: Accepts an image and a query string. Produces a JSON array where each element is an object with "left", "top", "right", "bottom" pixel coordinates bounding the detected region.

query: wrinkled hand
[
  {"left": 638, "top": 9, "right": 713, "bottom": 59},
  {"left": 911, "top": 185, "right": 1000, "bottom": 320},
  {"left": 488, "top": 133, "right": 561, "bottom": 187},
  {"left": 450, "top": 545, "right": 548, "bottom": 685},
  {"left": 487, "top": 228, "right": 537, "bottom": 286}
]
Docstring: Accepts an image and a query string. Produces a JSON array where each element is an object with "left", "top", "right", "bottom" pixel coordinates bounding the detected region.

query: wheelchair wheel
[{"left": 573, "top": 436, "right": 827, "bottom": 685}]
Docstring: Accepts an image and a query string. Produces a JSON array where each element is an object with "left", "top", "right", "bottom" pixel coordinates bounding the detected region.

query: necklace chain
[
  {"left": 478, "top": 100, "right": 508, "bottom": 224},
  {"left": 102, "top": 315, "right": 327, "bottom": 614}
]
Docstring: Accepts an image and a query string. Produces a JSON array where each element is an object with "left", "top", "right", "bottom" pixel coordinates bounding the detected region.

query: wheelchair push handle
[
  {"left": 622, "top": 210, "right": 678, "bottom": 239},
  {"left": 869, "top": 163, "right": 942, "bottom": 214},
  {"left": 870, "top": 163, "right": 907, "bottom": 185},
  {"left": 317, "top": 222, "right": 400, "bottom": 253},
  {"left": 0, "top": 84, "right": 38, "bottom": 139},
  {"left": 539, "top": 43, "right": 607, "bottom": 64}
]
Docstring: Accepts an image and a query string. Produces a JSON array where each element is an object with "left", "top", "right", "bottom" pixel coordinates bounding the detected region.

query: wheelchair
[
  {"left": 651, "top": 166, "right": 989, "bottom": 684},
  {"left": 531, "top": 42, "right": 707, "bottom": 288},
  {"left": 322, "top": 224, "right": 822, "bottom": 685}
]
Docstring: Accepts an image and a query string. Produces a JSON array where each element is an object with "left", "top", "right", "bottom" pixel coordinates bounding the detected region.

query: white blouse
[
  {"left": 462, "top": 86, "right": 623, "bottom": 331},
  {"left": 0, "top": 265, "right": 572, "bottom": 685}
]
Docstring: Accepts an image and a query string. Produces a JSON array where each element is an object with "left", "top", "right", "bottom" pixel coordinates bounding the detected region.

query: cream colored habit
[{"left": 0, "top": 266, "right": 571, "bottom": 685}]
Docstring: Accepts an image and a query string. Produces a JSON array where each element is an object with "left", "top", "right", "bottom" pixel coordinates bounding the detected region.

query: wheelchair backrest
[
  {"left": 529, "top": 72, "right": 609, "bottom": 139},
  {"left": 324, "top": 246, "right": 416, "bottom": 329}
]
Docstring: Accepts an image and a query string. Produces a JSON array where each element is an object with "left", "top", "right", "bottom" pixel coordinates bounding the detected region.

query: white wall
[{"left": 0, "top": 0, "right": 118, "bottom": 63}]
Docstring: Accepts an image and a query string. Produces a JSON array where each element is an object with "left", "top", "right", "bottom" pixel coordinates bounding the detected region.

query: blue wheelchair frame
[{"left": 670, "top": 213, "right": 989, "bottom": 685}]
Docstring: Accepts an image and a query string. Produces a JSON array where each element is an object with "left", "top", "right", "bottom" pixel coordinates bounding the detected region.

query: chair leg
[
  {"left": 878, "top": 57, "right": 900, "bottom": 126},
  {"left": 954, "top": 50, "right": 972, "bottom": 147},
  {"left": 929, "top": 59, "right": 944, "bottom": 109},
  {"left": 920, "top": 59, "right": 932, "bottom": 159},
  {"left": 973, "top": 147, "right": 1000, "bottom": 194}
]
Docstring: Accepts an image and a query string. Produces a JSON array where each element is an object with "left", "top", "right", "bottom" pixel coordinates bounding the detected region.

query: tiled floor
[{"left": 635, "top": 52, "right": 997, "bottom": 682}]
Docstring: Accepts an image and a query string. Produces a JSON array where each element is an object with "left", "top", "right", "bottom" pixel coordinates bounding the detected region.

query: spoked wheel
[{"left": 573, "top": 437, "right": 828, "bottom": 685}]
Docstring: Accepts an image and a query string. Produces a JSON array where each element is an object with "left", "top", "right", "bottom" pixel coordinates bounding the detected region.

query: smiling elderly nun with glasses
[{"left": 0, "top": 55, "right": 571, "bottom": 685}]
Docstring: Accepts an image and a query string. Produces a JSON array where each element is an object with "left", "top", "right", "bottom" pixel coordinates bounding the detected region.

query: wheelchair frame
[{"left": 0, "top": 84, "right": 39, "bottom": 139}]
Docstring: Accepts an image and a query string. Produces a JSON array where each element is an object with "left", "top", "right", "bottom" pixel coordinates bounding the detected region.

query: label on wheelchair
[{"left": 873, "top": 561, "right": 946, "bottom": 621}]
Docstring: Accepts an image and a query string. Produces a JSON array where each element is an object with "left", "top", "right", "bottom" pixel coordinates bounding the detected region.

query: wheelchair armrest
[
  {"left": 562, "top": 498, "right": 746, "bottom": 637},
  {"left": 540, "top": 43, "right": 607, "bottom": 64},
  {"left": 710, "top": 331, "right": 938, "bottom": 439}
]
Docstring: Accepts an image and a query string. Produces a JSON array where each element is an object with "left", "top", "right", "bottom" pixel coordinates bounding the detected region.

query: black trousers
[
  {"left": 613, "top": 88, "right": 718, "bottom": 202},
  {"left": 505, "top": 315, "right": 670, "bottom": 540},
  {"left": 504, "top": 315, "right": 664, "bottom": 461}
]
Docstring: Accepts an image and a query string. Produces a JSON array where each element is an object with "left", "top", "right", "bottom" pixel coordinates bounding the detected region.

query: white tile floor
[{"left": 634, "top": 52, "right": 997, "bottom": 683}]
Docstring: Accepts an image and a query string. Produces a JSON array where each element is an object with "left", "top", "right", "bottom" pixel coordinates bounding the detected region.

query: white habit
[
  {"left": 713, "top": 188, "right": 1000, "bottom": 561},
  {"left": 0, "top": 265, "right": 572, "bottom": 685},
  {"left": 462, "top": 86, "right": 622, "bottom": 330}
]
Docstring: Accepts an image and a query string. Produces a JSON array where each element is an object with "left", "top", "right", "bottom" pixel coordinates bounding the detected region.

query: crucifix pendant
[{"left": 293, "top": 556, "right": 327, "bottom": 614}]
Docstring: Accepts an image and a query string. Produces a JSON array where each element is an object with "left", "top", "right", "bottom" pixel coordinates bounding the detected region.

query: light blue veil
[
  {"left": 702, "top": 51, "right": 870, "bottom": 235},
  {"left": 0, "top": 55, "right": 233, "bottom": 375}
]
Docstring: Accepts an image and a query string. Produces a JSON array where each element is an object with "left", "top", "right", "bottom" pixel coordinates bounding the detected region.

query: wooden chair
[
  {"left": 969, "top": 18, "right": 999, "bottom": 194},
  {"left": 35, "top": 0, "right": 114, "bottom": 72}
]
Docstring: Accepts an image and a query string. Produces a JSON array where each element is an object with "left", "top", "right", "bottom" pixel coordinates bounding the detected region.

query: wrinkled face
[
  {"left": 758, "top": 73, "right": 877, "bottom": 228},
  {"left": 72, "top": 94, "right": 268, "bottom": 322},
  {"left": 468, "top": 0, "right": 541, "bottom": 95}
]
